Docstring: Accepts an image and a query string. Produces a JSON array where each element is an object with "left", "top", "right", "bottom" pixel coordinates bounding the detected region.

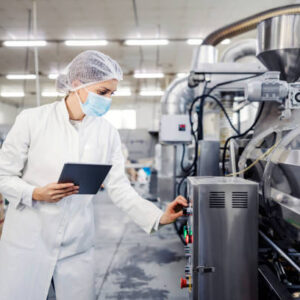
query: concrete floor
[{"left": 48, "top": 188, "right": 188, "bottom": 300}]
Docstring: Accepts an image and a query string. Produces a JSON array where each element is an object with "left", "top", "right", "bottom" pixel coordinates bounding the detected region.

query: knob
[
  {"left": 183, "top": 206, "right": 193, "bottom": 216},
  {"left": 295, "top": 92, "right": 300, "bottom": 102}
]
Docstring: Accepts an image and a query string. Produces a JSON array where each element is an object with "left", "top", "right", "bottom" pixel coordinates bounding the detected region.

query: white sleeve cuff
[
  {"left": 152, "top": 210, "right": 165, "bottom": 232},
  {"left": 18, "top": 184, "right": 36, "bottom": 208}
]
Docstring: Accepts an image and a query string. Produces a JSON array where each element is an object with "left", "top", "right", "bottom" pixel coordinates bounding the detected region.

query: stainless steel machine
[
  {"left": 157, "top": 4, "right": 300, "bottom": 300},
  {"left": 183, "top": 177, "right": 258, "bottom": 300}
]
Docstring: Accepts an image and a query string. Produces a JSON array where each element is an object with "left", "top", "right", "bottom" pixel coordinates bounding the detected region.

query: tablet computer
[{"left": 58, "top": 163, "right": 112, "bottom": 194}]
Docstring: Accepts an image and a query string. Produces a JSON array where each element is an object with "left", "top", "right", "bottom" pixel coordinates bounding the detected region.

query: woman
[{"left": 0, "top": 50, "right": 187, "bottom": 300}]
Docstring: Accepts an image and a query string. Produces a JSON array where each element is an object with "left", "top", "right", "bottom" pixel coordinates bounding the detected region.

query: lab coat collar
[
  {"left": 58, "top": 98, "right": 71, "bottom": 121},
  {"left": 58, "top": 98, "right": 96, "bottom": 127}
]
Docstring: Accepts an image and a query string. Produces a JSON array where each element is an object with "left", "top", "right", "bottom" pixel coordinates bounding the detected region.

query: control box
[
  {"left": 181, "top": 177, "right": 258, "bottom": 300},
  {"left": 159, "top": 114, "right": 192, "bottom": 144}
]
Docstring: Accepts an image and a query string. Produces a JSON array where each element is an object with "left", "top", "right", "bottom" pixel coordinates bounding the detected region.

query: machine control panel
[
  {"left": 180, "top": 202, "right": 193, "bottom": 292},
  {"left": 159, "top": 114, "right": 192, "bottom": 144}
]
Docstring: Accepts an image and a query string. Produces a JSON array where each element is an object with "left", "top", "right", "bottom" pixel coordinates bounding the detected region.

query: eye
[{"left": 97, "top": 90, "right": 108, "bottom": 96}]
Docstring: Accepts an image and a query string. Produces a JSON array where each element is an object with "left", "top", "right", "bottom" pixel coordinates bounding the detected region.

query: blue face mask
[{"left": 77, "top": 90, "right": 112, "bottom": 117}]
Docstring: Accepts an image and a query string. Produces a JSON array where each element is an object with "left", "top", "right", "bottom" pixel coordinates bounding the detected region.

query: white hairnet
[{"left": 56, "top": 50, "right": 123, "bottom": 93}]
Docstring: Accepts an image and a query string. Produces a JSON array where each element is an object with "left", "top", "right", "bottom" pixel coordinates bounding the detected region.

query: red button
[
  {"left": 185, "top": 235, "right": 189, "bottom": 244},
  {"left": 180, "top": 277, "right": 188, "bottom": 289}
]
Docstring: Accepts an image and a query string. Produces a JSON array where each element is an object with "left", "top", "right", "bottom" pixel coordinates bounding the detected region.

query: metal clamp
[
  {"left": 194, "top": 266, "right": 216, "bottom": 273},
  {"left": 188, "top": 71, "right": 206, "bottom": 88}
]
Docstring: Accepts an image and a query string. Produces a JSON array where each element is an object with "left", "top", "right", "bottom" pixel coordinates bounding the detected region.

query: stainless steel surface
[
  {"left": 157, "top": 145, "right": 176, "bottom": 202},
  {"left": 257, "top": 14, "right": 300, "bottom": 82},
  {"left": 197, "top": 141, "right": 220, "bottom": 176},
  {"left": 238, "top": 106, "right": 300, "bottom": 237},
  {"left": 191, "top": 45, "right": 218, "bottom": 70},
  {"left": 221, "top": 39, "right": 257, "bottom": 63},
  {"left": 161, "top": 76, "right": 194, "bottom": 115},
  {"left": 270, "top": 188, "right": 300, "bottom": 235},
  {"left": 161, "top": 45, "right": 218, "bottom": 116},
  {"left": 187, "top": 177, "right": 258, "bottom": 300}
]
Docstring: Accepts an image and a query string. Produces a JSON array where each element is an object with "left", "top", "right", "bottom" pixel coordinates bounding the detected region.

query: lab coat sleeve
[
  {"left": 0, "top": 111, "right": 36, "bottom": 209},
  {"left": 105, "top": 130, "right": 164, "bottom": 234},
  {"left": 153, "top": 215, "right": 165, "bottom": 231}
]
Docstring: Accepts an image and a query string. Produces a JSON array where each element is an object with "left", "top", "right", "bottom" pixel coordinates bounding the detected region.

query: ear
[{"left": 71, "top": 79, "right": 82, "bottom": 89}]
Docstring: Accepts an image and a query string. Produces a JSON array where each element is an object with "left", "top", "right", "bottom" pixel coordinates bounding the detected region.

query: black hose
[
  {"left": 201, "top": 94, "right": 240, "bottom": 135},
  {"left": 206, "top": 74, "right": 263, "bottom": 96},
  {"left": 173, "top": 219, "right": 187, "bottom": 246},
  {"left": 222, "top": 102, "right": 265, "bottom": 175}
]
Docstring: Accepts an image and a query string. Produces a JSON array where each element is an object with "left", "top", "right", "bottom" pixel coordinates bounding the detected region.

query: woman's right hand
[{"left": 33, "top": 183, "right": 79, "bottom": 203}]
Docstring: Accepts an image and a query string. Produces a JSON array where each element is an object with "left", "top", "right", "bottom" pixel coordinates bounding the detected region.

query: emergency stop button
[{"left": 180, "top": 277, "right": 188, "bottom": 289}]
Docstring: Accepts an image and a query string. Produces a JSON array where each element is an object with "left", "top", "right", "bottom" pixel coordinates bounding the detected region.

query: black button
[{"left": 295, "top": 92, "right": 300, "bottom": 102}]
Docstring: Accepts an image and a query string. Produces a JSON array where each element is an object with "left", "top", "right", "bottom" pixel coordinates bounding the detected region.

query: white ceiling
[{"left": 0, "top": 0, "right": 297, "bottom": 107}]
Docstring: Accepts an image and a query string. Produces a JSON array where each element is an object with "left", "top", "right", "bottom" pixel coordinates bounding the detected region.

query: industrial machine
[
  {"left": 183, "top": 177, "right": 258, "bottom": 300},
  {"left": 157, "top": 4, "right": 300, "bottom": 300}
]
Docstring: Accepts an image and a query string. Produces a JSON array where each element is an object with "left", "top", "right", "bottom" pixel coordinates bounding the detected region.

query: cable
[
  {"left": 185, "top": 92, "right": 240, "bottom": 176},
  {"left": 222, "top": 102, "right": 265, "bottom": 175},
  {"left": 206, "top": 74, "right": 263, "bottom": 96},
  {"left": 173, "top": 219, "right": 187, "bottom": 245},
  {"left": 225, "top": 142, "right": 278, "bottom": 177},
  {"left": 177, "top": 167, "right": 194, "bottom": 196},
  {"left": 201, "top": 94, "right": 240, "bottom": 134}
]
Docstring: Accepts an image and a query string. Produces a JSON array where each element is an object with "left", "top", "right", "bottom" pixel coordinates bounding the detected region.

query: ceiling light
[
  {"left": 176, "top": 72, "right": 189, "bottom": 78},
  {"left": 125, "top": 39, "right": 169, "bottom": 46},
  {"left": 6, "top": 74, "right": 36, "bottom": 80},
  {"left": 187, "top": 39, "right": 203, "bottom": 45},
  {"left": 42, "top": 91, "right": 65, "bottom": 97},
  {"left": 139, "top": 90, "right": 164, "bottom": 96},
  {"left": 134, "top": 72, "right": 164, "bottom": 79},
  {"left": 0, "top": 91, "right": 25, "bottom": 97},
  {"left": 3, "top": 40, "right": 47, "bottom": 47},
  {"left": 48, "top": 74, "right": 59, "bottom": 80},
  {"left": 114, "top": 89, "right": 132, "bottom": 96},
  {"left": 221, "top": 39, "right": 231, "bottom": 45},
  {"left": 64, "top": 40, "right": 108, "bottom": 46}
]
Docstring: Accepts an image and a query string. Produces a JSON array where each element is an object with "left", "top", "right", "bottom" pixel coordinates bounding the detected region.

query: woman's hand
[
  {"left": 33, "top": 183, "right": 79, "bottom": 203},
  {"left": 159, "top": 195, "right": 188, "bottom": 225}
]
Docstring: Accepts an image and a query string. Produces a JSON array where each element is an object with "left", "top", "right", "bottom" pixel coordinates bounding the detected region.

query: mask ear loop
[{"left": 74, "top": 89, "right": 85, "bottom": 114}]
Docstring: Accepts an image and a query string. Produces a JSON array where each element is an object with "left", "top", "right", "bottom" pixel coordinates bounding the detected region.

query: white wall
[
  {"left": 136, "top": 101, "right": 161, "bottom": 131},
  {"left": 111, "top": 99, "right": 161, "bottom": 131},
  {"left": 0, "top": 99, "right": 162, "bottom": 131},
  {"left": 0, "top": 102, "right": 19, "bottom": 125}
]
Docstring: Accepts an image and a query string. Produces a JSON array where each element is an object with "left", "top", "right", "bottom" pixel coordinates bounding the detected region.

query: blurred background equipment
[{"left": 0, "top": 194, "right": 4, "bottom": 238}]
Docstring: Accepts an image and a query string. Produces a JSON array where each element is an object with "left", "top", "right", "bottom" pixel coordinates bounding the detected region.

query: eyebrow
[{"left": 98, "top": 87, "right": 116, "bottom": 92}]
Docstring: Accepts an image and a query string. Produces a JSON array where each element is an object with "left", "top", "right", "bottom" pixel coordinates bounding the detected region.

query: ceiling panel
[{"left": 0, "top": 0, "right": 297, "bottom": 108}]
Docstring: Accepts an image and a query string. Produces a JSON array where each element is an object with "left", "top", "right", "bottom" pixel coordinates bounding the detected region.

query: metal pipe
[
  {"left": 161, "top": 45, "right": 218, "bottom": 115},
  {"left": 161, "top": 76, "right": 193, "bottom": 115},
  {"left": 221, "top": 39, "right": 257, "bottom": 63},
  {"left": 202, "top": 4, "right": 300, "bottom": 46},
  {"left": 259, "top": 230, "right": 300, "bottom": 273},
  {"left": 32, "top": 0, "right": 40, "bottom": 107}
]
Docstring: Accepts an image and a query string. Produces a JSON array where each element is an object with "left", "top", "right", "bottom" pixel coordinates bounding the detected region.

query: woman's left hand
[{"left": 159, "top": 196, "right": 188, "bottom": 225}]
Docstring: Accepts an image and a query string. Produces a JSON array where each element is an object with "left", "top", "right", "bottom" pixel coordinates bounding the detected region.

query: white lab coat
[{"left": 0, "top": 99, "right": 163, "bottom": 300}]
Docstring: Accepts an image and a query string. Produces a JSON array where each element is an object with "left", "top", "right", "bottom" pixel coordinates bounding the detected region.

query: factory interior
[{"left": 1, "top": 1, "right": 300, "bottom": 300}]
